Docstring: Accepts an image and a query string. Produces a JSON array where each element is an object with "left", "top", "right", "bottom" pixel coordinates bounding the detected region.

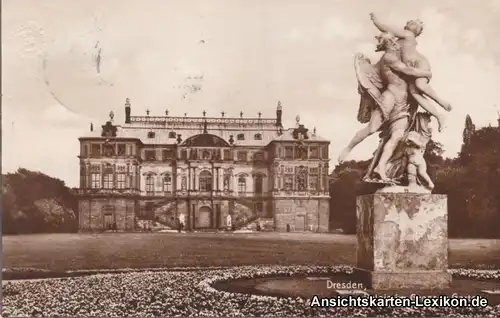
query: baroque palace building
[{"left": 75, "top": 99, "right": 330, "bottom": 232}]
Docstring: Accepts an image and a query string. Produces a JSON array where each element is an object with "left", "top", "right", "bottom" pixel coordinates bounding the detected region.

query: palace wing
[{"left": 354, "top": 53, "right": 384, "bottom": 124}]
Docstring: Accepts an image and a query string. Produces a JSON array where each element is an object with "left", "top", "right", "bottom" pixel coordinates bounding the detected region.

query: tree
[
  {"left": 460, "top": 114, "right": 476, "bottom": 165},
  {"left": 462, "top": 114, "right": 475, "bottom": 145},
  {"left": 328, "top": 121, "right": 500, "bottom": 238},
  {"left": 2, "top": 168, "right": 78, "bottom": 234},
  {"left": 329, "top": 160, "right": 371, "bottom": 233}
]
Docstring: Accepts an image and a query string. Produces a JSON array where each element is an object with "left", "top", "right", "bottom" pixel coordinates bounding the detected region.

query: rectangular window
[
  {"left": 103, "top": 173, "right": 114, "bottom": 189},
  {"left": 285, "top": 146, "right": 293, "bottom": 159},
  {"left": 309, "top": 176, "right": 318, "bottom": 191},
  {"left": 223, "top": 149, "right": 232, "bottom": 161},
  {"left": 162, "top": 175, "right": 172, "bottom": 192},
  {"left": 91, "top": 144, "right": 101, "bottom": 156},
  {"left": 162, "top": 149, "right": 173, "bottom": 161},
  {"left": 180, "top": 149, "right": 187, "bottom": 160},
  {"left": 91, "top": 173, "right": 101, "bottom": 189},
  {"left": 253, "top": 152, "right": 265, "bottom": 162},
  {"left": 117, "top": 144, "right": 126, "bottom": 156},
  {"left": 321, "top": 146, "right": 328, "bottom": 159},
  {"left": 199, "top": 178, "right": 212, "bottom": 192},
  {"left": 237, "top": 151, "right": 247, "bottom": 162},
  {"left": 145, "top": 150, "right": 156, "bottom": 161},
  {"left": 237, "top": 176, "right": 247, "bottom": 193},
  {"left": 117, "top": 173, "right": 126, "bottom": 189},
  {"left": 145, "top": 176, "right": 155, "bottom": 194},
  {"left": 309, "top": 147, "right": 319, "bottom": 159}
]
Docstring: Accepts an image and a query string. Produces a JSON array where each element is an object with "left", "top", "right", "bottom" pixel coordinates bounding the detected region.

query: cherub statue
[
  {"left": 370, "top": 13, "right": 452, "bottom": 132},
  {"left": 371, "top": 111, "right": 435, "bottom": 192},
  {"left": 404, "top": 113, "right": 434, "bottom": 190}
]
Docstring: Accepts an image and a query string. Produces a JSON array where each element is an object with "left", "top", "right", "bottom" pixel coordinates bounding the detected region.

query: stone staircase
[
  {"left": 136, "top": 219, "right": 173, "bottom": 231},
  {"left": 242, "top": 217, "right": 274, "bottom": 231},
  {"left": 232, "top": 198, "right": 257, "bottom": 230},
  {"left": 153, "top": 201, "right": 178, "bottom": 229}
]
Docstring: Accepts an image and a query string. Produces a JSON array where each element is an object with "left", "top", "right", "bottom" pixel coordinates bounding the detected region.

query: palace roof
[{"left": 81, "top": 100, "right": 328, "bottom": 146}]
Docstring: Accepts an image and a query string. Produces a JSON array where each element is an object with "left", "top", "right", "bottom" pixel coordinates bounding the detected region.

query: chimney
[
  {"left": 125, "top": 98, "right": 131, "bottom": 124},
  {"left": 276, "top": 101, "right": 283, "bottom": 127}
]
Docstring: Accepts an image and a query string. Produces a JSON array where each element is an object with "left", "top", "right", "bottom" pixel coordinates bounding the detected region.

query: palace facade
[{"left": 75, "top": 99, "right": 330, "bottom": 232}]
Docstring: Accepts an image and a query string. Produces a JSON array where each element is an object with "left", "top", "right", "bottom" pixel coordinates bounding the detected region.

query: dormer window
[
  {"left": 147, "top": 131, "right": 155, "bottom": 138},
  {"left": 237, "top": 133, "right": 245, "bottom": 140},
  {"left": 168, "top": 131, "right": 176, "bottom": 138},
  {"left": 254, "top": 133, "right": 262, "bottom": 140}
]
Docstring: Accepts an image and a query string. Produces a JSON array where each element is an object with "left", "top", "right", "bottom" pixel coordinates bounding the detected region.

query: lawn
[{"left": 3, "top": 232, "right": 500, "bottom": 272}]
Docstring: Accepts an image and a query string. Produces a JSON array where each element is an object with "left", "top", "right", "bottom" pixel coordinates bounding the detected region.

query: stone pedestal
[{"left": 356, "top": 193, "right": 451, "bottom": 290}]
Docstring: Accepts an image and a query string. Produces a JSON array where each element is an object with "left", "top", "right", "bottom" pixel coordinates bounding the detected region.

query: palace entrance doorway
[{"left": 196, "top": 206, "right": 212, "bottom": 228}]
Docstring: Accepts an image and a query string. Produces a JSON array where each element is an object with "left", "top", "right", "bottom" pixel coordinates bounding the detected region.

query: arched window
[
  {"left": 254, "top": 133, "right": 262, "bottom": 140},
  {"left": 255, "top": 174, "right": 263, "bottom": 194},
  {"left": 162, "top": 174, "right": 172, "bottom": 192},
  {"left": 199, "top": 170, "right": 213, "bottom": 192},
  {"left": 145, "top": 175, "right": 155, "bottom": 194},
  {"left": 238, "top": 175, "right": 247, "bottom": 193}
]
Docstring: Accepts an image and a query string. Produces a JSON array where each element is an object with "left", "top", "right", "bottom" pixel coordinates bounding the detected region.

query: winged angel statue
[{"left": 337, "top": 30, "right": 440, "bottom": 192}]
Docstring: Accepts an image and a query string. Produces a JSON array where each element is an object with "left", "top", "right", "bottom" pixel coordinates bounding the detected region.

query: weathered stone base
[
  {"left": 356, "top": 192, "right": 451, "bottom": 290},
  {"left": 355, "top": 268, "right": 452, "bottom": 290}
]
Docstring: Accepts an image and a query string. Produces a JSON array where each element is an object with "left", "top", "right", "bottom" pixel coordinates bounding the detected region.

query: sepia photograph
[{"left": 2, "top": 0, "right": 500, "bottom": 316}]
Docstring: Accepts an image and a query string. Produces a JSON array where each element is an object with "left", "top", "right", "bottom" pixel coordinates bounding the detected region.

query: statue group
[
  {"left": 339, "top": 13, "right": 452, "bottom": 193},
  {"left": 348, "top": 14, "right": 453, "bottom": 290}
]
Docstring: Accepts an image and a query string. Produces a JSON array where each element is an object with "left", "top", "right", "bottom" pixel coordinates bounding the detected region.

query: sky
[{"left": 3, "top": 0, "right": 500, "bottom": 188}]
